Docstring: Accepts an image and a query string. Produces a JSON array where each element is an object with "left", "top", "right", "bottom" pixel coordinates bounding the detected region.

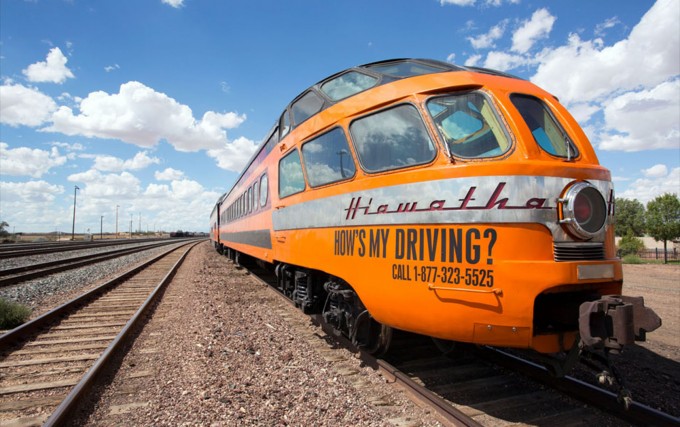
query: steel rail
[
  {"left": 479, "top": 346, "right": 680, "bottom": 427},
  {"left": 0, "top": 240, "right": 201, "bottom": 347},
  {"left": 244, "top": 264, "right": 480, "bottom": 427},
  {"left": 0, "top": 240, "right": 178, "bottom": 287},
  {"left": 0, "top": 237, "right": 175, "bottom": 259},
  {"left": 242, "top": 261, "right": 680, "bottom": 426},
  {"left": 41, "top": 240, "right": 201, "bottom": 426}
]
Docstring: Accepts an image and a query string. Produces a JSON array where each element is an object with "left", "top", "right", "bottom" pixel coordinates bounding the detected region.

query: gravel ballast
[
  {"left": 5, "top": 241, "right": 678, "bottom": 424},
  {"left": 0, "top": 242, "right": 187, "bottom": 320},
  {"left": 78, "top": 242, "right": 444, "bottom": 426}
]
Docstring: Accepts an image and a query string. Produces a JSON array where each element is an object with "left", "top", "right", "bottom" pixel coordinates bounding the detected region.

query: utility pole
[
  {"left": 71, "top": 185, "right": 79, "bottom": 240},
  {"left": 115, "top": 205, "right": 119, "bottom": 238},
  {"left": 100, "top": 216, "right": 104, "bottom": 240}
]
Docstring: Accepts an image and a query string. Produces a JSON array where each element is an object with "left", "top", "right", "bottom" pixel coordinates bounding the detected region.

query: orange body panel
[{"left": 211, "top": 61, "right": 623, "bottom": 353}]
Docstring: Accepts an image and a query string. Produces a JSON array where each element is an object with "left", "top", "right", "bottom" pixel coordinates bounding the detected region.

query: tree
[
  {"left": 0, "top": 221, "right": 8, "bottom": 237},
  {"left": 646, "top": 193, "right": 680, "bottom": 264},
  {"left": 614, "top": 198, "right": 646, "bottom": 237},
  {"left": 618, "top": 233, "right": 645, "bottom": 256}
]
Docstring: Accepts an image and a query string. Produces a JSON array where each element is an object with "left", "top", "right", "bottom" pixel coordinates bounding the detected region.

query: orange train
[{"left": 210, "top": 59, "right": 660, "bottom": 362}]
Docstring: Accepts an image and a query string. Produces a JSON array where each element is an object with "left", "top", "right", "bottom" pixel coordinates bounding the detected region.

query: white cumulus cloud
[
  {"left": 161, "top": 0, "right": 184, "bottom": 8},
  {"left": 154, "top": 167, "right": 185, "bottom": 181},
  {"left": 483, "top": 51, "right": 530, "bottom": 71},
  {"left": 643, "top": 164, "right": 669, "bottom": 178},
  {"left": 89, "top": 151, "right": 161, "bottom": 172},
  {"left": 0, "top": 180, "right": 64, "bottom": 204},
  {"left": 0, "top": 142, "right": 68, "bottom": 178},
  {"left": 68, "top": 169, "right": 142, "bottom": 199},
  {"left": 43, "top": 81, "right": 246, "bottom": 153},
  {"left": 440, "top": 0, "right": 475, "bottom": 6},
  {"left": 618, "top": 166, "right": 680, "bottom": 203},
  {"left": 22, "top": 47, "right": 75, "bottom": 84},
  {"left": 511, "top": 8, "right": 556, "bottom": 54},
  {"left": 207, "top": 136, "right": 259, "bottom": 172},
  {"left": 598, "top": 79, "right": 680, "bottom": 151},
  {"left": 467, "top": 21, "right": 507, "bottom": 50},
  {"left": 531, "top": 0, "right": 679, "bottom": 106},
  {"left": 0, "top": 83, "right": 57, "bottom": 127}
]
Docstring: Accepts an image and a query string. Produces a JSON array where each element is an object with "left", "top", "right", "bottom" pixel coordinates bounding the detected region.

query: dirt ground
[
  {"left": 606, "top": 264, "right": 680, "bottom": 416},
  {"left": 621, "top": 264, "right": 679, "bottom": 360}
]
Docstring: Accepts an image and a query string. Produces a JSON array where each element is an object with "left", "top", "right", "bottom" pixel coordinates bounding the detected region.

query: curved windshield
[{"left": 426, "top": 92, "right": 510, "bottom": 158}]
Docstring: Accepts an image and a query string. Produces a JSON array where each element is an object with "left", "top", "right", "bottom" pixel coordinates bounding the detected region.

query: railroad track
[
  {"left": 0, "top": 238, "right": 169, "bottom": 260},
  {"left": 0, "top": 240, "right": 181, "bottom": 288},
  {"left": 376, "top": 335, "right": 679, "bottom": 426},
  {"left": 0, "top": 240, "right": 200, "bottom": 426},
  {"left": 243, "top": 262, "right": 680, "bottom": 427}
]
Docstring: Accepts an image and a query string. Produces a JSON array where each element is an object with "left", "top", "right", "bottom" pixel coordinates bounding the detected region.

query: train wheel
[
  {"left": 355, "top": 316, "right": 392, "bottom": 356},
  {"left": 365, "top": 322, "right": 393, "bottom": 356}
]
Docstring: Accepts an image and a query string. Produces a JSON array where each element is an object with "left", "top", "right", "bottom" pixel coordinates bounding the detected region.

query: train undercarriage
[
  {"left": 218, "top": 244, "right": 661, "bottom": 405},
  {"left": 219, "top": 244, "right": 393, "bottom": 355}
]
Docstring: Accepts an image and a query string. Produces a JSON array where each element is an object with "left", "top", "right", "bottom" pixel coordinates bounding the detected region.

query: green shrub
[
  {"left": 622, "top": 254, "right": 643, "bottom": 264},
  {"left": 618, "top": 234, "right": 645, "bottom": 256},
  {"left": 0, "top": 298, "right": 31, "bottom": 329}
]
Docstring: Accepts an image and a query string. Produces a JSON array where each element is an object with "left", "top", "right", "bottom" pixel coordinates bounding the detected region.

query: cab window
[
  {"left": 350, "top": 104, "right": 436, "bottom": 173},
  {"left": 426, "top": 92, "right": 510, "bottom": 158},
  {"left": 302, "top": 128, "right": 356, "bottom": 187},
  {"left": 279, "top": 150, "right": 305, "bottom": 198},
  {"left": 510, "top": 94, "right": 578, "bottom": 158}
]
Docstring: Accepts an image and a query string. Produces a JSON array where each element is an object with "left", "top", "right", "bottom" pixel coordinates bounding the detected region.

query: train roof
[
  {"left": 219, "top": 58, "right": 521, "bottom": 206},
  {"left": 291, "top": 58, "right": 521, "bottom": 120}
]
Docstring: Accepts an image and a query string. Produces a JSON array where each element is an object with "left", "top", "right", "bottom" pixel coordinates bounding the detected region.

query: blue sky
[{"left": 1, "top": 0, "right": 678, "bottom": 234}]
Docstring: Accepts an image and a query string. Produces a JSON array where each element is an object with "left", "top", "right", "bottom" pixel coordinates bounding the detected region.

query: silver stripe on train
[{"left": 272, "top": 175, "right": 613, "bottom": 234}]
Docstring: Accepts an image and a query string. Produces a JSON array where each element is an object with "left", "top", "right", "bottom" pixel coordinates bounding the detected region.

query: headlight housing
[{"left": 558, "top": 181, "right": 608, "bottom": 240}]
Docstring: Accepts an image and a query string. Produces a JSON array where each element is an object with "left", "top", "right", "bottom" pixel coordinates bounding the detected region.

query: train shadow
[{"left": 384, "top": 332, "right": 680, "bottom": 424}]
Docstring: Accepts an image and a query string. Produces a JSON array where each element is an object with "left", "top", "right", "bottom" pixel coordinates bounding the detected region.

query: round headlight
[{"left": 559, "top": 182, "right": 608, "bottom": 239}]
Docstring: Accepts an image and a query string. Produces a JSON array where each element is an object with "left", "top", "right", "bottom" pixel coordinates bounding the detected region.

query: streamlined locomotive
[{"left": 210, "top": 59, "right": 660, "bottom": 363}]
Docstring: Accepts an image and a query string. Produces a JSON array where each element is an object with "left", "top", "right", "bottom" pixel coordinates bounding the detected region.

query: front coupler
[
  {"left": 578, "top": 295, "right": 661, "bottom": 408},
  {"left": 579, "top": 295, "right": 661, "bottom": 352}
]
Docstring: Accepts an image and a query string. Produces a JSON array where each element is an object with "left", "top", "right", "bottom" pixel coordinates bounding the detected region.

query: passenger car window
[
  {"left": 279, "top": 150, "right": 306, "bottom": 198},
  {"left": 264, "top": 127, "right": 279, "bottom": 156},
  {"left": 291, "top": 91, "right": 324, "bottom": 125},
  {"left": 426, "top": 92, "right": 510, "bottom": 158},
  {"left": 365, "top": 60, "right": 447, "bottom": 78},
  {"left": 510, "top": 94, "right": 578, "bottom": 158},
  {"left": 251, "top": 183, "right": 258, "bottom": 212},
  {"left": 302, "top": 128, "right": 356, "bottom": 187},
  {"left": 320, "top": 71, "right": 378, "bottom": 101},
  {"left": 259, "top": 174, "right": 268, "bottom": 207},
  {"left": 350, "top": 104, "right": 436, "bottom": 173}
]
